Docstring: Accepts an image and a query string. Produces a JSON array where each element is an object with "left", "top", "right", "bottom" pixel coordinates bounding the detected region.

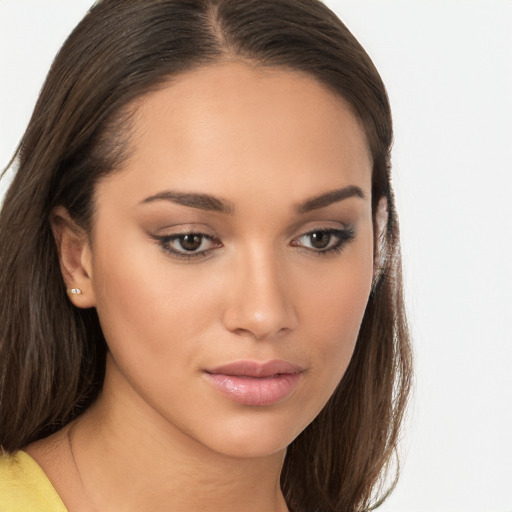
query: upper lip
[{"left": 205, "top": 360, "right": 304, "bottom": 378}]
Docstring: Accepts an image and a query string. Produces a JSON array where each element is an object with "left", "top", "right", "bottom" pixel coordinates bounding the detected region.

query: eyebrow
[
  {"left": 140, "top": 191, "right": 234, "bottom": 214},
  {"left": 140, "top": 185, "right": 365, "bottom": 215},
  {"left": 296, "top": 185, "right": 365, "bottom": 213}
]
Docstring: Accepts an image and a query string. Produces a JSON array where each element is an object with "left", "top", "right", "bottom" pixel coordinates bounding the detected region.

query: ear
[
  {"left": 50, "top": 206, "right": 97, "bottom": 308},
  {"left": 372, "top": 196, "right": 389, "bottom": 286}
]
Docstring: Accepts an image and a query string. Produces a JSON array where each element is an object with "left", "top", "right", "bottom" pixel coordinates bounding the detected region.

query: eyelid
[
  {"left": 290, "top": 226, "right": 355, "bottom": 255},
  {"left": 150, "top": 230, "right": 223, "bottom": 260},
  {"left": 149, "top": 223, "right": 355, "bottom": 261}
]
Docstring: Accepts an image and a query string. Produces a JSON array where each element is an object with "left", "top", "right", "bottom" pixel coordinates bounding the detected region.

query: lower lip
[{"left": 204, "top": 372, "right": 302, "bottom": 406}]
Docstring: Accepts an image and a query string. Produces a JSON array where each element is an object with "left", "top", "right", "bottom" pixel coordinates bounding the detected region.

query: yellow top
[{"left": 0, "top": 450, "right": 68, "bottom": 512}]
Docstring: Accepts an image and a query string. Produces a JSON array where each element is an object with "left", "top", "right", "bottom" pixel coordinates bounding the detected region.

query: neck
[{"left": 67, "top": 357, "right": 289, "bottom": 512}]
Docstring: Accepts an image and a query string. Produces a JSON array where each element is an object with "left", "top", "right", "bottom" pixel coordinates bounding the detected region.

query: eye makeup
[
  {"left": 149, "top": 224, "right": 356, "bottom": 261},
  {"left": 150, "top": 231, "right": 223, "bottom": 260},
  {"left": 291, "top": 226, "right": 355, "bottom": 256}
]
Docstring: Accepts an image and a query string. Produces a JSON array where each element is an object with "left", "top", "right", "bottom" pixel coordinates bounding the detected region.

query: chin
[{"left": 190, "top": 406, "right": 315, "bottom": 460}]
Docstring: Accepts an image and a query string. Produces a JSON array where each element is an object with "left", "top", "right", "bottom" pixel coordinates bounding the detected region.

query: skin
[{"left": 27, "top": 61, "right": 376, "bottom": 512}]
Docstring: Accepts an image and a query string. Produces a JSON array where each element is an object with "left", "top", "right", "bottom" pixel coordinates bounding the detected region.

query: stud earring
[{"left": 67, "top": 288, "right": 83, "bottom": 295}]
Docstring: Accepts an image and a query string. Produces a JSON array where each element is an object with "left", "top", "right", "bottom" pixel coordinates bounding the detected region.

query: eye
[
  {"left": 291, "top": 227, "right": 355, "bottom": 254},
  {"left": 175, "top": 234, "right": 207, "bottom": 252},
  {"left": 154, "top": 232, "right": 222, "bottom": 259}
]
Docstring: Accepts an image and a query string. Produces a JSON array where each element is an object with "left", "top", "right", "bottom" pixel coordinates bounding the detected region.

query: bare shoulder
[
  {"left": 24, "top": 425, "right": 85, "bottom": 512},
  {"left": 24, "top": 426, "right": 71, "bottom": 469}
]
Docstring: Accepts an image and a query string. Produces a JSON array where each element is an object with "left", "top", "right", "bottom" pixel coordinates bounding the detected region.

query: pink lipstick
[{"left": 204, "top": 360, "right": 303, "bottom": 406}]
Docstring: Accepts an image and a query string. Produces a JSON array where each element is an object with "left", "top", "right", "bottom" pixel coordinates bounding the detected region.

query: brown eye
[
  {"left": 179, "top": 234, "right": 203, "bottom": 251},
  {"left": 292, "top": 227, "right": 355, "bottom": 255},
  {"left": 155, "top": 232, "right": 222, "bottom": 259},
  {"left": 309, "top": 231, "right": 331, "bottom": 249}
]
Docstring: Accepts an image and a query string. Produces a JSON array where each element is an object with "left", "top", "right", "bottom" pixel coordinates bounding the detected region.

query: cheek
[
  {"left": 325, "top": 274, "right": 371, "bottom": 346},
  {"left": 89, "top": 228, "right": 219, "bottom": 370},
  {"left": 300, "top": 239, "right": 373, "bottom": 376}
]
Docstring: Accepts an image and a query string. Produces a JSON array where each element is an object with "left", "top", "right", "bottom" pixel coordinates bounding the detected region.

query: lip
[{"left": 204, "top": 360, "right": 304, "bottom": 406}]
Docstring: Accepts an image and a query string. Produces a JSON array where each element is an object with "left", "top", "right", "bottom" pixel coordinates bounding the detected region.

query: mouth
[{"left": 203, "top": 360, "right": 304, "bottom": 407}]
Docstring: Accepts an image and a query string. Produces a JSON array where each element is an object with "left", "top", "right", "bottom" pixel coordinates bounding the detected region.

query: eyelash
[
  {"left": 153, "top": 227, "right": 355, "bottom": 261},
  {"left": 152, "top": 232, "right": 221, "bottom": 260},
  {"left": 291, "top": 227, "right": 355, "bottom": 256}
]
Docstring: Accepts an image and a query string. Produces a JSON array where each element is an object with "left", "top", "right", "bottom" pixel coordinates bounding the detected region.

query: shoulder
[{"left": 0, "top": 450, "right": 68, "bottom": 512}]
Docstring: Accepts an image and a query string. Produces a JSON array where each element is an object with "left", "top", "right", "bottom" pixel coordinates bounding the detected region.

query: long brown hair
[{"left": 0, "top": 1, "right": 412, "bottom": 510}]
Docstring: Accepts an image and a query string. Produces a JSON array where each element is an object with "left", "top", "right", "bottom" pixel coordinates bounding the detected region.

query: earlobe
[
  {"left": 372, "top": 196, "right": 389, "bottom": 287},
  {"left": 50, "top": 206, "right": 96, "bottom": 308}
]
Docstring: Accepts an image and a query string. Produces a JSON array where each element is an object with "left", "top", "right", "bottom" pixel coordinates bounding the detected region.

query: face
[{"left": 80, "top": 62, "right": 374, "bottom": 458}]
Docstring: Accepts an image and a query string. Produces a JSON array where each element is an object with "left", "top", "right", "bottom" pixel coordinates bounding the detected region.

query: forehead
[{"left": 99, "top": 61, "right": 372, "bottom": 205}]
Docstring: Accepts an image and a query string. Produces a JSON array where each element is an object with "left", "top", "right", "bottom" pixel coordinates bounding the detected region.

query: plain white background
[{"left": 1, "top": 2, "right": 511, "bottom": 511}]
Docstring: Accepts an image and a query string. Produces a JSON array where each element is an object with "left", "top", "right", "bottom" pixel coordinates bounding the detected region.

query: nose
[{"left": 222, "top": 247, "right": 298, "bottom": 340}]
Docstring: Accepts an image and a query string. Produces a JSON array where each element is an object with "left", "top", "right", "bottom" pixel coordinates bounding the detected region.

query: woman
[{"left": 0, "top": 1, "right": 412, "bottom": 511}]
